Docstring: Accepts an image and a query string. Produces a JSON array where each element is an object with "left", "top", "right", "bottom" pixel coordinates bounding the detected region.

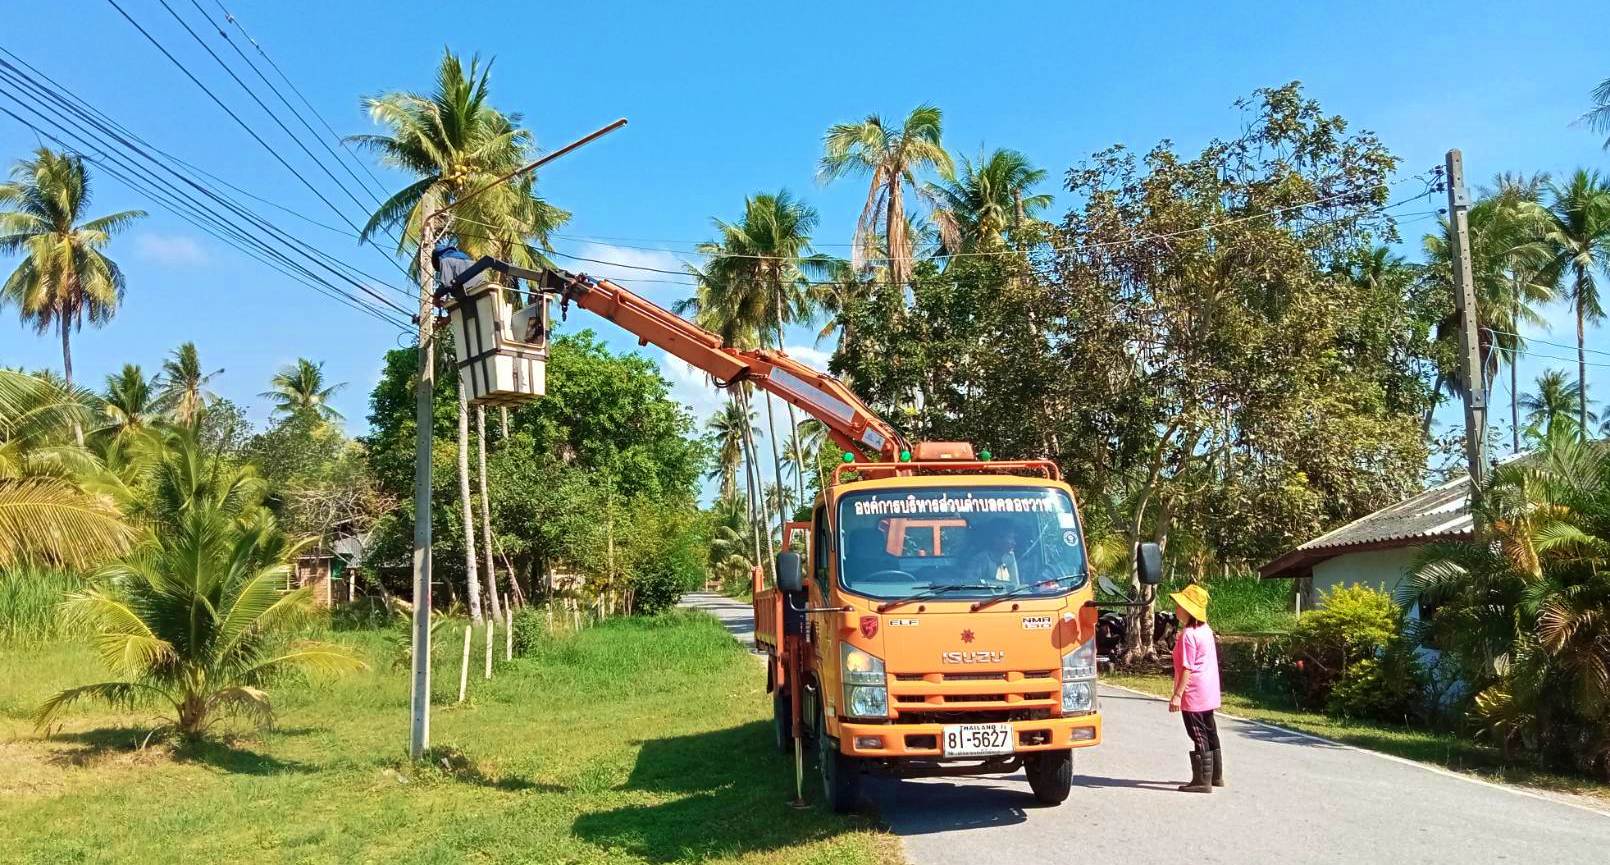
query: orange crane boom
[{"left": 438, "top": 256, "right": 908, "bottom": 460}]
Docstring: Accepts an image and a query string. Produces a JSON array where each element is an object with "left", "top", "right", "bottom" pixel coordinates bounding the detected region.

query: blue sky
[{"left": 3, "top": 0, "right": 1607, "bottom": 482}]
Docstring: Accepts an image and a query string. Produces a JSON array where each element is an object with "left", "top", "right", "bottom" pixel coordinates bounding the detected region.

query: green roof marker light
[
  {"left": 980, "top": 449, "right": 993, "bottom": 461},
  {"left": 899, "top": 450, "right": 912, "bottom": 462},
  {"left": 841, "top": 451, "right": 855, "bottom": 463}
]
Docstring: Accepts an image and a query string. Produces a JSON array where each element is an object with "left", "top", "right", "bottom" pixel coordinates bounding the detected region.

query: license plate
[{"left": 941, "top": 722, "right": 1013, "bottom": 757}]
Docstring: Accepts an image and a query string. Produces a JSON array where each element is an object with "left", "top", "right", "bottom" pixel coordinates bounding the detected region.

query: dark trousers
[{"left": 1182, "top": 710, "right": 1220, "bottom": 753}]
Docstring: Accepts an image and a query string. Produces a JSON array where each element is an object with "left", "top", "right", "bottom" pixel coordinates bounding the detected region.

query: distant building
[
  {"left": 291, "top": 534, "right": 368, "bottom": 608},
  {"left": 1259, "top": 474, "right": 1473, "bottom": 616}
]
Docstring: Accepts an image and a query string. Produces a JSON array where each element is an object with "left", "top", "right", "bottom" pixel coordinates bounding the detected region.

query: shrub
[
  {"left": 1287, "top": 584, "right": 1421, "bottom": 720},
  {"left": 511, "top": 607, "right": 549, "bottom": 656}
]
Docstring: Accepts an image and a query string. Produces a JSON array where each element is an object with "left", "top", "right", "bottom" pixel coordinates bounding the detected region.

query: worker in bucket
[{"left": 1168, "top": 583, "right": 1223, "bottom": 793}]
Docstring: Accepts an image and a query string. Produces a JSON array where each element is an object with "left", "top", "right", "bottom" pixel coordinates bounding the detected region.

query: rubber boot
[
  {"left": 1211, "top": 748, "right": 1224, "bottom": 787},
  {"left": 1178, "top": 751, "right": 1213, "bottom": 793}
]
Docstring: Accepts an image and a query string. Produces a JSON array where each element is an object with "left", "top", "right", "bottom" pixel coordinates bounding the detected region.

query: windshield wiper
[
  {"left": 875, "top": 584, "right": 979, "bottom": 613},
  {"left": 970, "top": 572, "right": 1088, "bottom": 611}
]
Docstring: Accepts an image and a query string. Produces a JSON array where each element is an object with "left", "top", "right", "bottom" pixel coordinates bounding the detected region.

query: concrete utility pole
[
  {"left": 405, "top": 119, "right": 626, "bottom": 761},
  {"left": 409, "top": 211, "right": 446, "bottom": 760},
  {"left": 1445, "top": 149, "right": 1488, "bottom": 491}
]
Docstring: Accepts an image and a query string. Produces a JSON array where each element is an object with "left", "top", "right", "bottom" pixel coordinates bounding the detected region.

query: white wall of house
[{"left": 1310, "top": 545, "right": 1424, "bottom": 617}]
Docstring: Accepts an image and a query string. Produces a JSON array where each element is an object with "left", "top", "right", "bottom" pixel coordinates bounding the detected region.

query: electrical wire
[
  {"left": 452, "top": 193, "right": 1439, "bottom": 292},
  {"left": 0, "top": 49, "right": 414, "bottom": 300},
  {"left": 453, "top": 177, "right": 1434, "bottom": 269},
  {"left": 104, "top": 0, "right": 415, "bottom": 288},
  {"left": 0, "top": 57, "right": 416, "bottom": 316},
  {"left": 1484, "top": 327, "right": 1610, "bottom": 359},
  {"left": 183, "top": 0, "right": 388, "bottom": 210},
  {"left": 208, "top": 0, "right": 393, "bottom": 201},
  {"left": 0, "top": 57, "right": 413, "bottom": 328}
]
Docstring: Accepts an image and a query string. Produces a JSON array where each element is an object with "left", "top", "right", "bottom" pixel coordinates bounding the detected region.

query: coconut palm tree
[
  {"left": 1526, "top": 170, "right": 1610, "bottom": 439},
  {"left": 706, "top": 400, "right": 757, "bottom": 502},
  {"left": 262, "top": 358, "right": 345, "bottom": 422},
  {"left": 783, "top": 418, "right": 829, "bottom": 500},
  {"left": 928, "top": 148, "right": 1053, "bottom": 255},
  {"left": 1519, "top": 369, "right": 1594, "bottom": 444},
  {"left": 348, "top": 49, "right": 568, "bottom": 267},
  {"left": 0, "top": 369, "right": 130, "bottom": 570},
  {"left": 819, "top": 105, "right": 953, "bottom": 288},
  {"left": 34, "top": 428, "right": 364, "bottom": 740},
  {"left": 1584, "top": 77, "right": 1610, "bottom": 150},
  {"left": 0, "top": 149, "right": 145, "bottom": 442},
  {"left": 100, "top": 363, "right": 161, "bottom": 446},
  {"left": 156, "top": 342, "right": 222, "bottom": 427},
  {"left": 1422, "top": 188, "right": 1554, "bottom": 438},
  {"left": 682, "top": 191, "right": 830, "bottom": 536},
  {"left": 354, "top": 50, "right": 569, "bottom": 626}
]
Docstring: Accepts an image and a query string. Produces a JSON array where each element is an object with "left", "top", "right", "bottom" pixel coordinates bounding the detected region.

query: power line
[
  {"left": 452, "top": 184, "right": 1435, "bottom": 275},
  {"left": 183, "top": 0, "right": 389, "bottom": 209},
  {"left": 0, "top": 56, "right": 413, "bottom": 326},
  {"left": 208, "top": 0, "right": 393, "bottom": 201},
  {"left": 104, "top": 0, "right": 414, "bottom": 288},
  {"left": 451, "top": 194, "right": 1438, "bottom": 294},
  {"left": 0, "top": 48, "right": 414, "bottom": 302},
  {"left": 0, "top": 54, "right": 415, "bottom": 311},
  {"left": 1485, "top": 327, "right": 1610, "bottom": 359}
]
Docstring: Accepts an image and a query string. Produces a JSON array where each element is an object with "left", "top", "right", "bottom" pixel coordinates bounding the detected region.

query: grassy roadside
[
  {"left": 0, "top": 611, "right": 901, "bottom": 865},
  {"left": 1106, "top": 671, "right": 1610, "bottom": 805}
]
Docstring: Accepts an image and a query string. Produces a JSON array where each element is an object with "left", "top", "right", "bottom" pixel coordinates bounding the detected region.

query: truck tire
[
  {"left": 1025, "top": 749, "right": 1073, "bottom": 805},
  {"left": 816, "top": 704, "right": 860, "bottom": 813},
  {"left": 773, "top": 688, "right": 792, "bottom": 753}
]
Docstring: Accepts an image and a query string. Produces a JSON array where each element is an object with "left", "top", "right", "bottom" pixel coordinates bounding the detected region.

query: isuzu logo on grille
[{"left": 942, "top": 650, "right": 1005, "bottom": 664}]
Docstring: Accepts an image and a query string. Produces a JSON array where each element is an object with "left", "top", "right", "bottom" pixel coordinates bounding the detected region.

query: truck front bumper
[{"left": 834, "top": 712, "right": 1101, "bottom": 758}]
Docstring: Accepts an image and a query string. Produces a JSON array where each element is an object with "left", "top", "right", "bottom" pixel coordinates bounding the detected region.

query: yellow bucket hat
[{"left": 1170, "top": 583, "right": 1210, "bottom": 623}]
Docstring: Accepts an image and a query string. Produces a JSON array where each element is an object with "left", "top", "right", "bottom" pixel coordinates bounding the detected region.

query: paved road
[{"left": 680, "top": 593, "right": 1610, "bottom": 864}]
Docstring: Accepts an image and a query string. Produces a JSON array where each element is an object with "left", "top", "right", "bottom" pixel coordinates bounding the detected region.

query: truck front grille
[{"left": 887, "top": 669, "right": 1062, "bottom": 718}]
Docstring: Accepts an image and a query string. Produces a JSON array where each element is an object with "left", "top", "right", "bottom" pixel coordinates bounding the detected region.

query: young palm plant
[
  {"left": 0, "top": 369, "right": 130, "bottom": 569},
  {"left": 34, "top": 429, "right": 365, "bottom": 741},
  {"left": 1406, "top": 438, "right": 1610, "bottom": 775}
]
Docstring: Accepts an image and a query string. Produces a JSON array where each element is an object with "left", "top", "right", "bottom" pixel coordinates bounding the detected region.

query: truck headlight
[
  {"left": 1061, "top": 638, "right": 1096, "bottom": 680},
  {"left": 848, "top": 685, "right": 888, "bottom": 717},
  {"left": 841, "top": 644, "right": 887, "bottom": 717},
  {"left": 1061, "top": 680, "right": 1093, "bottom": 713},
  {"left": 1061, "top": 638, "right": 1096, "bottom": 714}
]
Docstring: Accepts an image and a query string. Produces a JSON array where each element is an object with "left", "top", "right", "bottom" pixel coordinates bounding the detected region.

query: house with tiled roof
[{"left": 1259, "top": 473, "right": 1475, "bottom": 614}]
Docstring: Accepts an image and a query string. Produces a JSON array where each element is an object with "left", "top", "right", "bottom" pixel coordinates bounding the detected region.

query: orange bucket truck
[{"left": 439, "top": 258, "right": 1164, "bottom": 811}]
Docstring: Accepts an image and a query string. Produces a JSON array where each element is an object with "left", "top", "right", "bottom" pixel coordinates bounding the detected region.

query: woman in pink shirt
[{"left": 1169, "top": 583, "right": 1223, "bottom": 793}]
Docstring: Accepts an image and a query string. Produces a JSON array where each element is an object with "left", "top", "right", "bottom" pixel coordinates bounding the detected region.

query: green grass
[
  {"left": 0, "top": 568, "right": 86, "bottom": 646},
  {"left": 1106, "top": 671, "right": 1610, "bottom": 804},
  {"left": 0, "top": 611, "right": 900, "bottom": 865},
  {"left": 1170, "top": 573, "right": 1296, "bottom": 635}
]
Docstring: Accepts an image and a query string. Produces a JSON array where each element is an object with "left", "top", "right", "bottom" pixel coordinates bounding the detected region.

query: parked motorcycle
[{"left": 1095, "top": 576, "right": 1179, "bottom": 659}]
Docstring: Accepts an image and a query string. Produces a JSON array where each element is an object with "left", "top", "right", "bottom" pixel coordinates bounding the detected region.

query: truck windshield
[{"left": 836, "top": 486, "right": 1087, "bottom": 600}]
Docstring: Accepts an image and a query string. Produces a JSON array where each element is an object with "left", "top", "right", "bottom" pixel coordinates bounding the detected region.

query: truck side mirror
[
  {"left": 776, "top": 551, "right": 804, "bottom": 593},
  {"left": 1135, "top": 542, "right": 1163, "bottom": 586}
]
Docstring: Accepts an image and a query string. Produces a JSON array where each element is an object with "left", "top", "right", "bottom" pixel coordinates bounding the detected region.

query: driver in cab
[{"left": 967, "top": 520, "right": 1020, "bottom": 585}]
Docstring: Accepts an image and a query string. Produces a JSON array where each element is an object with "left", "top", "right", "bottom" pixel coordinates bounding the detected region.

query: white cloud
[
  {"left": 134, "top": 233, "right": 208, "bottom": 266},
  {"left": 781, "top": 344, "right": 832, "bottom": 369},
  {"left": 659, "top": 352, "right": 728, "bottom": 426}
]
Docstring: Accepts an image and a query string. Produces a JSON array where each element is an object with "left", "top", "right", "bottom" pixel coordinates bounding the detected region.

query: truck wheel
[
  {"left": 816, "top": 705, "right": 860, "bottom": 813},
  {"left": 772, "top": 688, "right": 792, "bottom": 753},
  {"left": 1025, "top": 750, "right": 1073, "bottom": 805}
]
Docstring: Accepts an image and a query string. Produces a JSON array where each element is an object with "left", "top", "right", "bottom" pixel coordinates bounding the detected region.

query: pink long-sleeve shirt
[{"left": 1173, "top": 623, "right": 1221, "bottom": 712}]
